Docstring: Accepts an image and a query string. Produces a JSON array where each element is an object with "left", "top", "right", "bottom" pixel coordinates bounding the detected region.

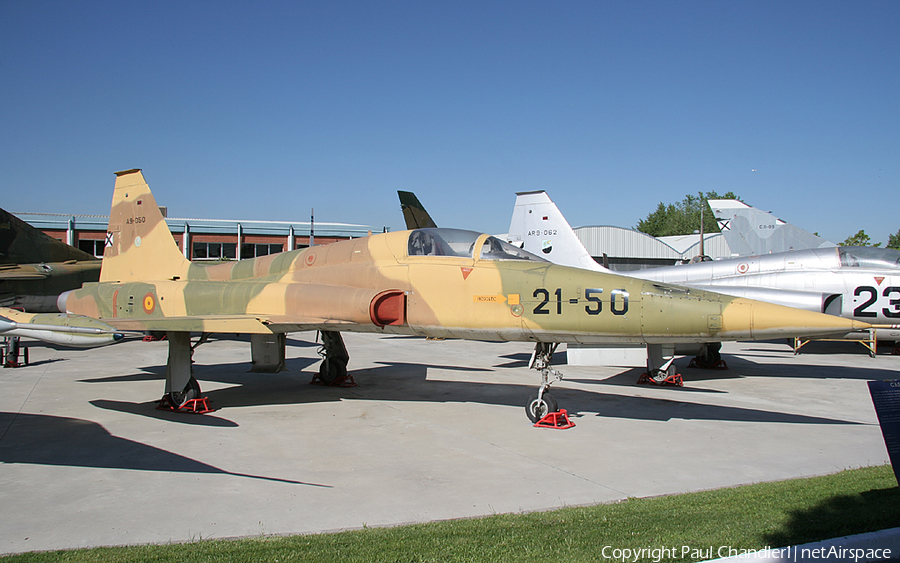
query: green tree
[
  {"left": 840, "top": 230, "right": 881, "bottom": 247},
  {"left": 887, "top": 229, "right": 900, "bottom": 250},
  {"left": 635, "top": 191, "right": 741, "bottom": 237}
]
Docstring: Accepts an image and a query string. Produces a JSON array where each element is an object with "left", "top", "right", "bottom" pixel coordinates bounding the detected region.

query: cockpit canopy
[
  {"left": 407, "top": 228, "right": 547, "bottom": 262},
  {"left": 838, "top": 246, "right": 900, "bottom": 270}
]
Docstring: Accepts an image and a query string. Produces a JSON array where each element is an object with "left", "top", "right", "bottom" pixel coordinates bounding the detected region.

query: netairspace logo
[{"left": 600, "top": 544, "right": 892, "bottom": 562}]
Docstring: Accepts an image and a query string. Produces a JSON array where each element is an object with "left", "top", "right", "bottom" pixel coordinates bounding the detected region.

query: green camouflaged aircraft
[
  {"left": 59, "top": 170, "right": 868, "bottom": 421},
  {"left": 0, "top": 206, "right": 100, "bottom": 312}
]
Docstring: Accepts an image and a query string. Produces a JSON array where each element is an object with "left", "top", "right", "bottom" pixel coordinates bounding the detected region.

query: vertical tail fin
[
  {"left": 100, "top": 169, "right": 190, "bottom": 283},
  {"left": 709, "top": 199, "right": 835, "bottom": 256},
  {"left": 506, "top": 191, "right": 608, "bottom": 272},
  {"left": 398, "top": 191, "right": 438, "bottom": 229}
]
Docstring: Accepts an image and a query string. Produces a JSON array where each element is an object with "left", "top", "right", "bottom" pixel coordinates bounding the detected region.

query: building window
[
  {"left": 241, "top": 243, "right": 283, "bottom": 258},
  {"left": 193, "top": 242, "right": 237, "bottom": 260},
  {"left": 78, "top": 240, "right": 106, "bottom": 258}
]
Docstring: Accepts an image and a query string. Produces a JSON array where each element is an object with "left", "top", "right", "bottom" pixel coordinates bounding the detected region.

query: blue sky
[{"left": 2, "top": 1, "right": 898, "bottom": 244}]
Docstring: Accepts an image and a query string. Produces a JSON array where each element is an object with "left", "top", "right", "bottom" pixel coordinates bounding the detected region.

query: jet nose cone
[{"left": 722, "top": 299, "right": 870, "bottom": 340}]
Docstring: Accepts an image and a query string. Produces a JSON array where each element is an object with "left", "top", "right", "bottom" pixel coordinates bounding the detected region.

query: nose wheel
[
  {"left": 525, "top": 343, "right": 564, "bottom": 423},
  {"left": 526, "top": 390, "right": 558, "bottom": 423}
]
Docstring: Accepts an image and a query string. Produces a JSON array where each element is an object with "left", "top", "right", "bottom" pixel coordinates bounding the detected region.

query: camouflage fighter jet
[
  {"left": 59, "top": 170, "right": 869, "bottom": 422},
  {"left": 0, "top": 206, "right": 101, "bottom": 312}
]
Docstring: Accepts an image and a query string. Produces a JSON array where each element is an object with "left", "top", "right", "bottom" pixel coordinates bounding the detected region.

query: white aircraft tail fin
[
  {"left": 507, "top": 191, "right": 607, "bottom": 272},
  {"left": 709, "top": 200, "right": 835, "bottom": 256}
]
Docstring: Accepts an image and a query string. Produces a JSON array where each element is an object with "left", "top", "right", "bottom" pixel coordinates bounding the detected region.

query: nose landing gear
[{"left": 525, "top": 342, "right": 565, "bottom": 423}]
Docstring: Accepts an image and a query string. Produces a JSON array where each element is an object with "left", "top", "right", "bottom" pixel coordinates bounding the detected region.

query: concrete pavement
[{"left": 0, "top": 333, "right": 895, "bottom": 554}]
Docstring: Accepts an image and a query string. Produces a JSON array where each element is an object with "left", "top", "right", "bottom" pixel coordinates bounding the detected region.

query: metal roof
[
  {"left": 13, "top": 212, "right": 378, "bottom": 238},
  {"left": 573, "top": 225, "right": 731, "bottom": 260}
]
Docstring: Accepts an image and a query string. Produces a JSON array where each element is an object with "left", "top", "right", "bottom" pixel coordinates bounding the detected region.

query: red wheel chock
[
  {"left": 1, "top": 346, "right": 28, "bottom": 368},
  {"left": 142, "top": 333, "right": 167, "bottom": 342},
  {"left": 309, "top": 373, "right": 357, "bottom": 387},
  {"left": 534, "top": 409, "right": 575, "bottom": 429},
  {"left": 688, "top": 358, "right": 728, "bottom": 370},
  {"left": 637, "top": 372, "right": 684, "bottom": 386},
  {"left": 156, "top": 395, "right": 214, "bottom": 414}
]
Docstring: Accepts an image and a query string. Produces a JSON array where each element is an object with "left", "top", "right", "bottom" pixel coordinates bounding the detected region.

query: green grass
[{"left": 4, "top": 465, "right": 898, "bottom": 563}]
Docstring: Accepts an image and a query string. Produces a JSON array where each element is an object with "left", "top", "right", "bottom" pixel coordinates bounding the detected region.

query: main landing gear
[
  {"left": 525, "top": 342, "right": 564, "bottom": 423},
  {"left": 2, "top": 337, "right": 28, "bottom": 368},
  {"left": 159, "top": 331, "right": 211, "bottom": 412},
  {"left": 314, "top": 330, "right": 353, "bottom": 386},
  {"left": 688, "top": 342, "right": 727, "bottom": 370},
  {"left": 636, "top": 343, "right": 683, "bottom": 386}
]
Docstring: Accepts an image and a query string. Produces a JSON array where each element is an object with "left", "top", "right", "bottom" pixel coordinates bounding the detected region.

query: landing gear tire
[
  {"left": 318, "top": 357, "right": 348, "bottom": 385},
  {"left": 526, "top": 391, "right": 558, "bottom": 423},
  {"left": 168, "top": 377, "right": 201, "bottom": 408},
  {"left": 693, "top": 342, "right": 722, "bottom": 369}
]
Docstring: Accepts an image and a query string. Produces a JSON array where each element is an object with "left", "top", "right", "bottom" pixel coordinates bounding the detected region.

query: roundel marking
[
  {"left": 305, "top": 252, "right": 317, "bottom": 266},
  {"left": 736, "top": 262, "right": 750, "bottom": 274},
  {"left": 143, "top": 292, "right": 156, "bottom": 314}
]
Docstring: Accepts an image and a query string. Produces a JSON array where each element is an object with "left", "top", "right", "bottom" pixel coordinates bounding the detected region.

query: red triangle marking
[
  {"left": 461, "top": 267, "right": 473, "bottom": 280},
  {"left": 875, "top": 276, "right": 885, "bottom": 285}
]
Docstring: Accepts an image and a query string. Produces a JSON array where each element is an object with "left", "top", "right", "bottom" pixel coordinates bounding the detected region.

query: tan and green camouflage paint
[{"left": 62, "top": 170, "right": 869, "bottom": 343}]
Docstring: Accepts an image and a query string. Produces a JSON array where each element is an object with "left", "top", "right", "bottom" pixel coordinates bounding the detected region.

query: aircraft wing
[
  {"left": 681, "top": 283, "right": 841, "bottom": 316},
  {"left": 99, "top": 314, "right": 358, "bottom": 334},
  {"left": 0, "top": 265, "right": 50, "bottom": 280}
]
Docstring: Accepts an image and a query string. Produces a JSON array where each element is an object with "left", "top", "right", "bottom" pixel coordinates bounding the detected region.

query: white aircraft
[{"left": 507, "top": 191, "right": 900, "bottom": 367}]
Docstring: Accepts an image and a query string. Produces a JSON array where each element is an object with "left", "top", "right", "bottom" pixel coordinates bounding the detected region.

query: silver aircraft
[{"left": 507, "top": 191, "right": 900, "bottom": 348}]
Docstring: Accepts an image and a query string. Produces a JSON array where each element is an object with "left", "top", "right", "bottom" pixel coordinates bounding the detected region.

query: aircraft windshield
[
  {"left": 838, "top": 246, "right": 900, "bottom": 270},
  {"left": 477, "top": 235, "right": 547, "bottom": 261},
  {"left": 407, "top": 228, "right": 547, "bottom": 262}
]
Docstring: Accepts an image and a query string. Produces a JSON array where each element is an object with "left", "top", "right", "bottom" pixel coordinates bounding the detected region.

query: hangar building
[
  {"left": 16, "top": 211, "right": 730, "bottom": 270},
  {"left": 573, "top": 225, "right": 731, "bottom": 271},
  {"left": 15, "top": 210, "right": 377, "bottom": 261}
]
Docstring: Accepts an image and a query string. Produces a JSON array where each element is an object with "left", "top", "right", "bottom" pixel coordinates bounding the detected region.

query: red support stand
[
  {"left": 2, "top": 345, "right": 28, "bottom": 368},
  {"left": 156, "top": 395, "right": 214, "bottom": 414},
  {"left": 636, "top": 372, "right": 684, "bottom": 387},
  {"left": 534, "top": 409, "right": 575, "bottom": 429},
  {"left": 309, "top": 373, "right": 358, "bottom": 387}
]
